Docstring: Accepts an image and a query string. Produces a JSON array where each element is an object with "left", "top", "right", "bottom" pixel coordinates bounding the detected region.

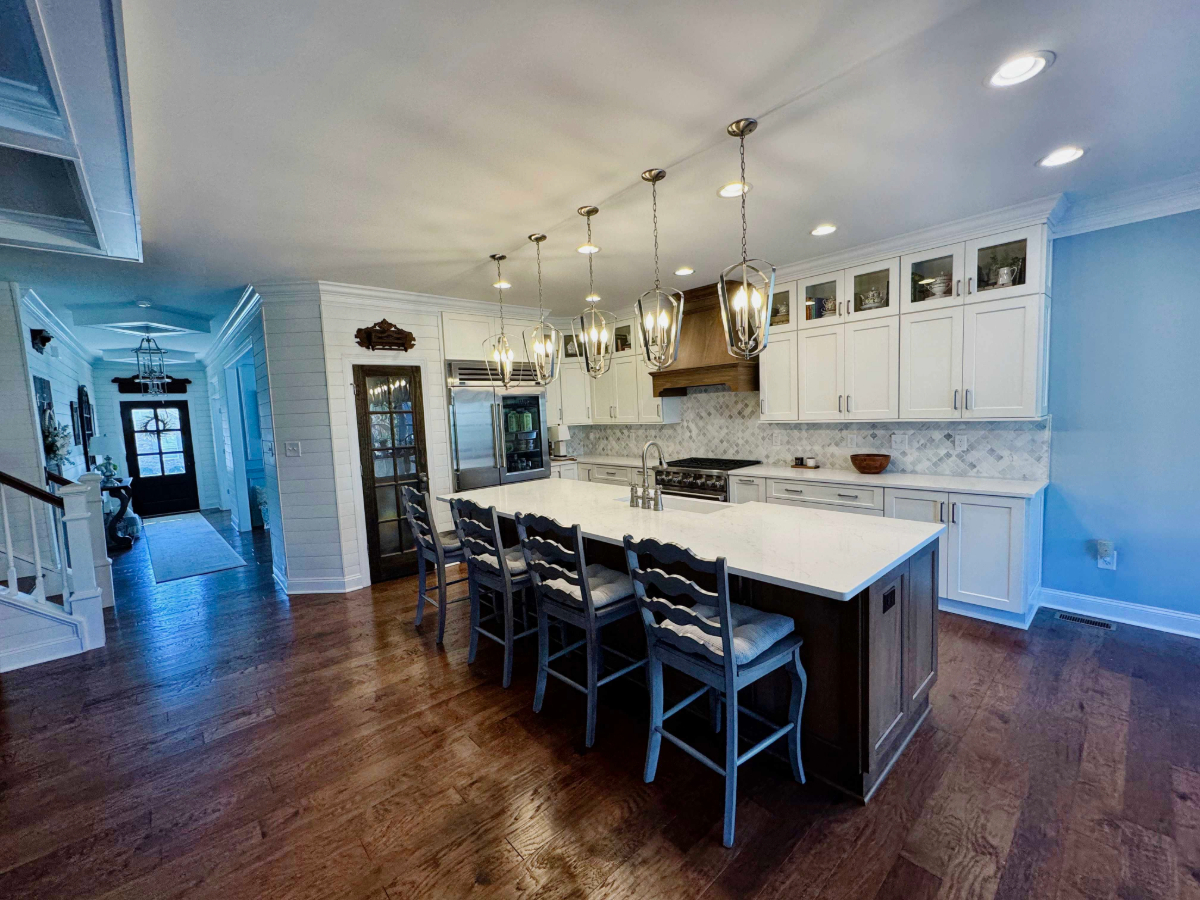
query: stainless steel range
[{"left": 654, "top": 457, "right": 761, "bottom": 502}]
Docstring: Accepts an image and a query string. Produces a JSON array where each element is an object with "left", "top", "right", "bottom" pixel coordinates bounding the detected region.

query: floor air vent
[{"left": 1055, "top": 611, "right": 1115, "bottom": 631}]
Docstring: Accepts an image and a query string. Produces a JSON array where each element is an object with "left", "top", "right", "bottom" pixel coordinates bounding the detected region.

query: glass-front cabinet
[
  {"left": 797, "top": 270, "right": 846, "bottom": 330},
  {"left": 901, "top": 243, "right": 965, "bottom": 312},
  {"left": 964, "top": 225, "right": 1044, "bottom": 303},
  {"left": 500, "top": 393, "right": 546, "bottom": 476},
  {"left": 767, "top": 283, "right": 795, "bottom": 332},
  {"left": 846, "top": 258, "right": 900, "bottom": 321}
]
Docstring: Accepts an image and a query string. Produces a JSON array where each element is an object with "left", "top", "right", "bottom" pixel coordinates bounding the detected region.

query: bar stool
[
  {"left": 451, "top": 497, "right": 537, "bottom": 688},
  {"left": 622, "top": 535, "right": 807, "bottom": 847},
  {"left": 401, "top": 486, "right": 468, "bottom": 645},
  {"left": 516, "top": 512, "right": 645, "bottom": 748}
]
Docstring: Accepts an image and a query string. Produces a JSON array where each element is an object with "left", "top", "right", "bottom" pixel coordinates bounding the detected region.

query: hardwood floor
[{"left": 2, "top": 512, "right": 1198, "bottom": 899}]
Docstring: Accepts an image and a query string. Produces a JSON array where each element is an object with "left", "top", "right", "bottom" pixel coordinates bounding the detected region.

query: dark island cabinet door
[
  {"left": 904, "top": 544, "right": 939, "bottom": 709},
  {"left": 866, "top": 567, "right": 905, "bottom": 771}
]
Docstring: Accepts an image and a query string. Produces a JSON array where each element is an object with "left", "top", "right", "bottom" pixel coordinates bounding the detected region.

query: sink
[{"left": 615, "top": 494, "right": 727, "bottom": 515}]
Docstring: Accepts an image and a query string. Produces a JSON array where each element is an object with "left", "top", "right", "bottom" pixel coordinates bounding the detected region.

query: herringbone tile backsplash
[{"left": 565, "top": 390, "right": 1049, "bottom": 481}]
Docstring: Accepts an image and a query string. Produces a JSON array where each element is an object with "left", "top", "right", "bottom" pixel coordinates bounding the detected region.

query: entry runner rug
[{"left": 143, "top": 513, "right": 246, "bottom": 583}]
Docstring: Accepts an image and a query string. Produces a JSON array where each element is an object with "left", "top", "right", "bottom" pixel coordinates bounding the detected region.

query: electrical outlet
[
  {"left": 891, "top": 433, "right": 907, "bottom": 450},
  {"left": 1096, "top": 540, "right": 1117, "bottom": 570},
  {"left": 954, "top": 434, "right": 969, "bottom": 451},
  {"left": 846, "top": 434, "right": 856, "bottom": 449},
  {"left": 284, "top": 442, "right": 302, "bottom": 458}
]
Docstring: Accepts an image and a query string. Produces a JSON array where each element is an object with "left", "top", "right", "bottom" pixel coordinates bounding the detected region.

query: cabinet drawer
[
  {"left": 729, "top": 475, "right": 766, "bottom": 504},
  {"left": 588, "top": 465, "right": 631, "bottom": 485},
  {"left": 766, "top": 479, "right": 883, "bottom": 510},
  {"left": 766, "top": 496, "right": 884, "bottom": 516}
]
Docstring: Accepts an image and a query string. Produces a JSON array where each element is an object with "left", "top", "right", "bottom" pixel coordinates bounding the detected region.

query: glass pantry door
[
  {"left": 901, "top": 243, "right": 965, "bottom": 312},
  {"left": 846, "top": 258, "right": 901, "bottom": 321},
  {"left": 797, "top": 270, "right": 846, "bottom": 330}
]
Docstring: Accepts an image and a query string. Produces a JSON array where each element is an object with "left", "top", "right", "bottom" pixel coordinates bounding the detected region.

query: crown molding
[
  {"left": 1052, "top": 171, "right": 1200, "bottom": 239},
  {"left": 200, "top": 284, "right": 261, "bottom": 367},
  {"left": 19, "top": 288, "right": 98, "bottom": 362},
  {"left": 775, "top": 194, "right": 1065, "bottom": 282}
]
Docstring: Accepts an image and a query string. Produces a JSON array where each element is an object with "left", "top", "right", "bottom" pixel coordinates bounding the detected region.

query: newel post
[
  {"left": 58, "top": 483, "right": 106, "bottom": 650},
  {"left": 79, "top": 473, "right": 115, "bottom": 609}
]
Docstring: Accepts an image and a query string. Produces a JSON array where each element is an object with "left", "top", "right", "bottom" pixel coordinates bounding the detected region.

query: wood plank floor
[{"left": 2, "top": 510, "right": 1199, "bottom": 899}]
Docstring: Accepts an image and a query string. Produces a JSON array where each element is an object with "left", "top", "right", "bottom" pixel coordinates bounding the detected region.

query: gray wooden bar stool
[
  {"left": 516, "top": 512, "right": 645, "bottom": 748},
  {"left": 622, "top": 534, "right": 807, "bottom": 847},
  {"left": 400, "top": 486, "right": 467, "bottom": 645},
  {"left": 451, "top": 497, "right": 537, "bottom": 688}
]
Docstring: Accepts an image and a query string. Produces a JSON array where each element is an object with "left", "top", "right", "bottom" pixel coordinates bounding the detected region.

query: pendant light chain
[
  {"left": 739, "top": 135, "right": 748, "bottom": 265},
  {"left": 495, "top": 256, "right": 506, "bottom": 333},
  {"left": 652, "top": 181, "right": 660, "bottom": 290},
  {"left": 535, "top": 239, "right": 544, "bottom": 319},
  {"left": 586, "top": 216, "right": 595, "bottom": 298}
]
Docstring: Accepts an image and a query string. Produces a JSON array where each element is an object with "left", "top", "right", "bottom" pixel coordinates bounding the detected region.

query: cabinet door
[
  {"left": 900, "top": 243, "right": 965, "bottom": 312},
  {"left": 844, "top": 317, "right": 899, "bottom": 420},
  {"left": 904, "top": 543, "right": 938, "bottom": 710},
  {"left": 899, "top": 306, "right": 964, "bottom": 419},
  {"left": 759, "top": 331, "right": 799, "bottom": 421},
  {"left": 797, "top": 324, "right": 845, "bottom": 420},
  {"left": 867, "top": 567, "right": 905, "bottom": 768},
  {"left": 946, "top": 493, "right": 1025, "bottom": 613},
  {"left": 441, "top": 312, "right": 494, "bottom": 361},
  {"left": 560, "top": 363, "right": 592, "bottom": 425},
  {"left": 846, "top": 257, "right": 901, "bottom": 321},
  {"left": 545, "top": 375, "right": 563, "bottom": 427},
  {"left": 590, "top": 365, "right": 616, "bottom": 423},
  {"left": 768, "top": 282, "right": 798, "bottom": 333},
  {"left": 636, "top": 358, "right": 659, "bottom": 421},
  {"left": 962, "top": 295, "right": 1041, "bottom": 418},
  {"left": 964, "top": 225, "right": 1045, "bottom": 302},
  {"left": 612, "top": 319, "right": 637, "bottom": 357},
  {"left": 797, "top": 270, "right": 846, "bottom": 330},
  {"left": 884, "top": 487, "right": 948, "bottom": 597},
  {"left": 729, "top": 475, "right": 766, "bottom": 503},
  {"left": 612, "top": 357, "right": 640, "bottom": 423}
]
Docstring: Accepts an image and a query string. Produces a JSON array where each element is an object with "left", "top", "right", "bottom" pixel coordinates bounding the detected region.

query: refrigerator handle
[
  {"left": 490, "top": 403, "right": 502, "bottom": 469},
  {"left": 449, "top": 394, "right": 461, "bottom": 473}
]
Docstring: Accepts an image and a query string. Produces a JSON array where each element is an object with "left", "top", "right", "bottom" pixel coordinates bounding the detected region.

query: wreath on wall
[{"left": 42, "top": 409, "right": 74, "bottom": 466}]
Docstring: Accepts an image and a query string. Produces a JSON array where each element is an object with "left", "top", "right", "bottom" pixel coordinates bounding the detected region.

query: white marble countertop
[
  {"left": 733, "top": 465, "right": 1047, "bottom": 499},
  {"left": 438, "top": 479, "right": 943, "bottom": 601}
]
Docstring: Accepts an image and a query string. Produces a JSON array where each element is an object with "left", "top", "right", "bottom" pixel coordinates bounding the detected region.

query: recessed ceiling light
[
  {"left": 674, "top": 266, "right": 694, "bottom": 276},
  {"left": 718, "top": 181, "right": 751, "bottom": 198},
  {"left": 492, "top": 280, "right": 511, "bottom": 289},
  {"left": 811, "top": 224, "right": 837, "bottom": 236},
  {"left": 1038, "top": 145, "right": 1085, "bottom": 167},
  {"left": 577, "top": 243, "right": 600, "bottom": 254},
  {"left": 989, "top": 51, "right": 1055, "bottom": 87}
]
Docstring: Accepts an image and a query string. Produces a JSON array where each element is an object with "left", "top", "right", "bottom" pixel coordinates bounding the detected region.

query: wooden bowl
[{"left": 850, "top": 453, "right": 891, "bottom": 475}]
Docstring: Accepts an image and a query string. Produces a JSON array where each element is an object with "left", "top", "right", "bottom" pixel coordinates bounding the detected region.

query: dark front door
[
  {"left": 354, "top": 365, "right": 429, "bottom": 583},
  {"left": 120, "top": 401, "right": 200, "bottom": 517}
]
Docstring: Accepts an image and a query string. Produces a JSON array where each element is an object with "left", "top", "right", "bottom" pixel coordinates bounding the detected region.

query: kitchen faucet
[{"left": 630, "top": 441, "right": 666, "bottom": 510}]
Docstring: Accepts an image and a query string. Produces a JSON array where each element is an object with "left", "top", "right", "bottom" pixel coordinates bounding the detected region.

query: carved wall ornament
[{"left": 354, "top": 319, "right": 416, "bottom": 352}]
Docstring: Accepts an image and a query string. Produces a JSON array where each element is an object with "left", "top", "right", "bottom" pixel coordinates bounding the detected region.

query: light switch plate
[
  {"left": 955, "top": 434, "right": 969, "bottom": 451},
  {"left": 284, "top": 442, "right": 302, "bottom": 458},
  {"left": 891, "top": 433, "right": 908, "bottom": 450}
]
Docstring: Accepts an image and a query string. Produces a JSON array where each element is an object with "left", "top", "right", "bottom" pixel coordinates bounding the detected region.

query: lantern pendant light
[
  {"left": 571, "top": 206, "right": 614, "bottom": 379},
  {"left": 483, "top": 253, "right": 519, "bottom": 388},
  {"left": 635, "top": 169, "right": 684, "bottom": 372},
  {"left": 523, "top": 233, "right": 563, "bottom": 386},
  {"left": 717, "top": 117, "right": 776, "bottom": 360},
  {"left": 133, "top": 327, "right": 168, "bottom": 395}
]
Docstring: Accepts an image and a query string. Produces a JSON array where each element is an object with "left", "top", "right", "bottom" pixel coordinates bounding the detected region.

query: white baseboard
[
  {"left": 1038, "top": 588, "right": 1200, "bottom": 640},
  {"left": 272, "top": 566, "right": 288, "bottom": 593},
  {"left": 938, "top": 597, "right": 1041, "bottom": 631},
  {"left": 283, "top": 574, "right": 361, "bottom": 595},
  {"left": 1, "top": 634, "right": 85, "bottom": 672}
]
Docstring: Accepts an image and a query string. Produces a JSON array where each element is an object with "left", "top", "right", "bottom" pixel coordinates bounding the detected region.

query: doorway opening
[
  {"left": 119, "top": 400, "right": 200, "bottom": 517},
  {"left": 224, "top": 349, "right": 266, "bottom": 532}
]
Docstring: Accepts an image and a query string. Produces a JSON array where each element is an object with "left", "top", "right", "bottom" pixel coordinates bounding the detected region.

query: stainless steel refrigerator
[{"left": 448, "top": 362, "right": 550, "bottom": 490}]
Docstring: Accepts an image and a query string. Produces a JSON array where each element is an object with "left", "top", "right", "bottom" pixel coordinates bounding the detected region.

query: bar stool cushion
[
  {"left": 438, "top": 530, "right": 462, "bottom": 553},
  {"left": 661, "top": 601, "right": 794, "bottom": 665},
  {"left": 543, "top": 563, "right": 633, "bottom": 608},
  {"left": 473, "top": 545, "right": 527, "bottom": 575}
]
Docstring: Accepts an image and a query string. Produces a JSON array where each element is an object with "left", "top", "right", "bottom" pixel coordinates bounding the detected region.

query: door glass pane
[
  {"left": 134, "top": 432, "right": 158, "bottom": 454},
  {"left": 394, "top": 449, "right": 416, "bottom": 476},
  {"left": 378, "top": 520, "right": 400, "bottom": 554},
  {"left": 975, "top": 239, "right": 1027, "bottom": 292},
  {"left": 370, "top": 415, "right": 393, "bottom": 448},
  {"left": 131, "top": 409, "right": 156, "bottom": 431},
  {"left": 400, "top": 517, "right": 414, "bottom": 552},
  {"left": 162, "top": 453, "right": 186, "bottom": 475},
  {"left": 910, "top": 255, "right": 955, "bottom": 304},
  {"left": 805, "top": 280, "right": 839, "bottom": 323},
  {"left": 769, "top": 288, "right": 791, "bottom": 328},
  {"left": 373, "top": 450, "right": 395, "bottom": 481},
  {"left": 159, "top": 431, "right": 183, "bottom": 452},
  {"left": 393, "top": 414, "right": 414, "bottom": 447},
  {"left": 391, "top": 377, "right": 412, "bottom": 411},
  {"left": 138, "top": 454, "right": 162, "bottom": 477},
  {"left": 156, "top": 408, "right": 181, "bottom": 430},
  {"left": 376, "top": 485, "right": 398, "bottom": 520},
  {"left": 853, "top": 269, "right": 891, "bottom": 313},
  {"left": 367, "top": 377, "right": 391, "bottom": 411}
]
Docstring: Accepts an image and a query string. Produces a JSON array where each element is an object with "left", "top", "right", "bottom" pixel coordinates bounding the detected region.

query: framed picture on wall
[{"left": 70, "top": 401, "right": 82, "bottom": 445}]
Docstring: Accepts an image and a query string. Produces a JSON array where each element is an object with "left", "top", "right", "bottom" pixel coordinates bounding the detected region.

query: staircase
[{"left": 1, "top": 470, "right": 107, "bottom": 672}]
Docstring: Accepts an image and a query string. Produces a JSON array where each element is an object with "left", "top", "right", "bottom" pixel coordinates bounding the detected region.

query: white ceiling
[{"left": 7, "top": 0, "right": 1200, "bottom": 352}]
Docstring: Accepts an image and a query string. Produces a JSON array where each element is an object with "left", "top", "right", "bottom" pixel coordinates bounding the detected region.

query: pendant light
[
  {"left": 523, "top": 233, "right": 563, "bottom": 386},
  {"left": 717, "top": 118, "right": 776, "bottom": 360},
  {"left": 133, "top": 328, "right": 167, "bottom": 395},
  {"left": 571, "top": 206, "right": 614, "bottom": 379},
  {"left": 483, "top": 253, "right": 519, "bottom": 387},
  {"left": 635, "top": 169, "right": 684, "bottom": 372}
]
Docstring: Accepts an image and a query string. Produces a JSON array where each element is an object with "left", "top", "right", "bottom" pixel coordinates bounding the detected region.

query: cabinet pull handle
[
  {"left": 656, "top": 402, "right": 661, "bottom": 416},
  {"left": 965, "top": 389, "right": 972, "bottom": 411},
  {"left": 955, "top": 279, "right": 961, "bottom": 297},
  {"left": 952, "top": 502, "right": 959, "bottom": 524},
  {"left": 846, "top": 394, "right": 852, "bottom": 413},
  {"left": 837, "top": 493, "right": 859, "bottom": 499},
  {"left": 785, "top": 488, "right": 804, "bottom": 494},
  {"left": 838, "top": 301, "right": 843, "bottom": 317},
  {"left": 953, "top": 389, "right": 959, "bottom": 410},
  {"left": 838, "top": 394, "right": 843, "bottom": 413},
  {"left": 939, "top": 501, "right": 945, "bottom": 523},
  {"left": 760, "top": 398, "right": 766, "bottom": 415},
  {"left": 738, "top": 478, "right": 756, "bottom": 484},
  {"left": 967, "top": 277, "right": 973, "bottom": 294}
]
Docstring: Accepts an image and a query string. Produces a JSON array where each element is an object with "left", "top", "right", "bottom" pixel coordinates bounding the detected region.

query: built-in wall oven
[
  {"left": 448, "top": 362, "right": 550, "bottom": 490},
  {"left": 654, "top": 457, "right": 762, "bottom": 502}
]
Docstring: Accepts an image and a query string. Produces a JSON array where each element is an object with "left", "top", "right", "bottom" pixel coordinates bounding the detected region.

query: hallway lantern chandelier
[
  {"left": 635, "top": 169, "right": 684, "bottom": 372},
  {"left": 571, "top": 206, "right": 614, "bottom": 379},
  {"left": 523, "top": 233, "right": 563, "bottom": 386},
  {"left": 484, "top": 253, "right": 520, "bottom": 388},
  {"left": 133, "top": 328, "right": 168, "bottom": 396},
  {"left": 716, "top": 118, "right": 776, "bottom": 360}
]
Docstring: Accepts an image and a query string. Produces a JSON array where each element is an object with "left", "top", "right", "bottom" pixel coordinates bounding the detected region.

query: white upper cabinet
[
  {"left": 844, "top": 317, "right": 899, "bottom": 420},
  {"left": 964, "top": 225, "right": 1045, "bottom": 303},
  {"left": 590, "top": 363, "right": 617, "bottom": 423},
  {"left": 846, "top": 258, "right": 900, "bottom": 321},
  {"left": 612, "top": 356, "right": 640, "bottom": 423},
  {"left": 901, "top": 243, "right": 965, "bottom": 312},
  {"left": 544, "top": 374, "right": 563, "bottom": 427},
  {"left": 767, "top": 282, "right": 798, "bottom": 333},
  {"left": 797, "top": 270, "right": 847, "bottom": 330},
  {"left": 612, "top": 318, "right": 638, "bottom": 357},
  {"left": 560, "top": 362, "right": 592, "bottom": 425},
  {"left": 636, "top": 358, "right": 681, "bottom": 424},
  {"left": 797, "top": 324, "right": 845, "bottom": 420},
  {"left": 900, "top": 306, "right": 964, "bottom": 419},
  {"left": 759, "top": 330, "right": 799, "bottom": 421},
  {"left": 441, "top": 312, "right": 494, "bottom": 361},
  {"left": 962, "top": 295, "right": 1044, "bottom": 419}
]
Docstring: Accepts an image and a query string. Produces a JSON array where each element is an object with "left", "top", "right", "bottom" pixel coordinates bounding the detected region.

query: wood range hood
[{"left": 650, "top": 281, "right": 758, "bottom": 397}]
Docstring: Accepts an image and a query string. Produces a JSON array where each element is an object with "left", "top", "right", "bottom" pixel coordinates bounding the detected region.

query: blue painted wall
[{"left": 1045, "top": 209, "right": 1200, "bottom": 613}]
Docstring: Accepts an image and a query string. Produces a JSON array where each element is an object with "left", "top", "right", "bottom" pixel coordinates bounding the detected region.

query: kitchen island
[{"left": 439, "top": 478, "right": 944, "bottom": 801}]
